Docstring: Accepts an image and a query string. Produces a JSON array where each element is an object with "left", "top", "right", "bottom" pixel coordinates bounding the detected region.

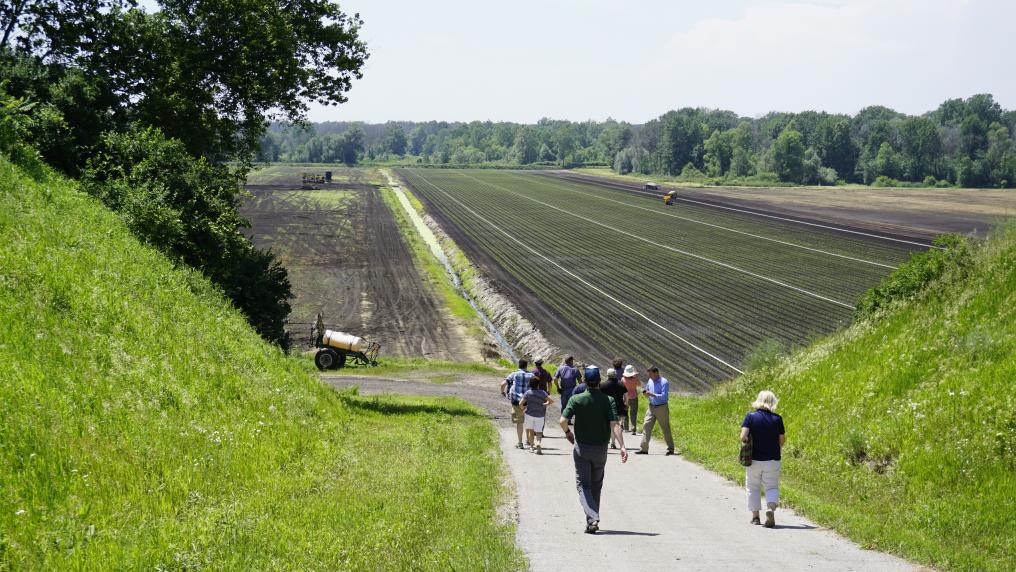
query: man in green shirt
[{"left": 559, "top": 365, "right": 628, "bottom": 534}]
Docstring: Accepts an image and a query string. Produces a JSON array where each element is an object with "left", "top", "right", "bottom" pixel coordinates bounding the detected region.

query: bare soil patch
[{"left": 242, "top": 168, "right": 473, "bottom": 359}]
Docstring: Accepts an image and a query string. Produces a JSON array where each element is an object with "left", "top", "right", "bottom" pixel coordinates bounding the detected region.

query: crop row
[
  {"left": 463, "top": 170, "right": 916, "bottom": 302},
  {"left": 537, "top": 172, "right": 925, "bottom": 264},
  {"left": 398, "top": 168, "right": 911, "bottom": 389}
]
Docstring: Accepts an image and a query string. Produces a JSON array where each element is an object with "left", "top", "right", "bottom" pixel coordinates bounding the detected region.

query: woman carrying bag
[{"left": 739, "top": 390, "right": 785, "bottom": 528}]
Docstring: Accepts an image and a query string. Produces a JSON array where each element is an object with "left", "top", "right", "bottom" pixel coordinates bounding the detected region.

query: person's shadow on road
[
  {"left": 596, "top": 530, "right": 660, "bottom": 536},
  {"left": 772, "top": 524, "right": 817, "bottom": 530}
]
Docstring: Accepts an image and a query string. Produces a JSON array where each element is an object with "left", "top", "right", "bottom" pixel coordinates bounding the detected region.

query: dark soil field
[{"left": 242, "top": 167, "right": 474, "bottom": 359}]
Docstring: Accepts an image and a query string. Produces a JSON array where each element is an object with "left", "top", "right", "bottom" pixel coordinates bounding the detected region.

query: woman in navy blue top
[{"left": 740, "top": 390, "right": 785, "bottom": 527}]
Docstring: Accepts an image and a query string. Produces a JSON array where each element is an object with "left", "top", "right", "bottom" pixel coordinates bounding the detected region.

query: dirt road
[{"left": 323, "top": 375, "right": 916, "bottom": 571}]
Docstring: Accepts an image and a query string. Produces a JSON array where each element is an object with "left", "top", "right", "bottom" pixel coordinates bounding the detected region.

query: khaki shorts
[{"left": 510, "top": 403, "right": 523, "bottom": 424}]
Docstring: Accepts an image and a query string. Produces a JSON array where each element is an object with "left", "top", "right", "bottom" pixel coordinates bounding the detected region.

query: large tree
[
  {"left": 771, "top": 123, "right": 805, "bottom": 183},
  {"left": 3, "top": 0, "right": 368, "bottom": 169}
]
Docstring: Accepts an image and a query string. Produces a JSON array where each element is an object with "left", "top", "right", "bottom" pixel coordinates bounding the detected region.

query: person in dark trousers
[
  {"left": 559, "top": 365, "right": 628, "bottom": 534},
  {"left": 636, "top": 366, "right": 675, "bottom": 455},
  {"left": 554, "top": 356, "right": 581, "bottom": 411},
  {"left": 600, "top": 368, "right": 628, "bottom": 449},
  {"left": 531, "top": 357, "right": 552, "bottom": 392},
  {"left": 501, "top": 359, "right": 534, "bottom": 450},
  {"left": 621, "top": 365, "right": 641, "bottom": 434},
  {"left": 741, "top": 390, "right": 785, "bottom": 528}
]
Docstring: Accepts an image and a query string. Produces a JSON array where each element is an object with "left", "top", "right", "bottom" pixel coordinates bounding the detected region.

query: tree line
[
  {"left": 266, "top": 95, "right": 1016, "bottom": 188},
  {"left": 0, "top": 0, "right": 368, "bottom": 349}
]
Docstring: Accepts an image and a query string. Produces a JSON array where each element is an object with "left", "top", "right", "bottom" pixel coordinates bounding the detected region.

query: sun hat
[{"left": 622, "top": 365, "right": 637, "bottom": 378}]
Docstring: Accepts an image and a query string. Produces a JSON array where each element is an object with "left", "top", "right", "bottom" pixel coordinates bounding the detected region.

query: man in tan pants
[{"left": 635, "top": 366, "right": 675, "bottom": 455}]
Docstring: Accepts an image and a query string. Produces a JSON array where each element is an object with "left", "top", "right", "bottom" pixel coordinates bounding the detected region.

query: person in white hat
[{"left": 621, "top": 365, "right": 641, "bottom": 435}]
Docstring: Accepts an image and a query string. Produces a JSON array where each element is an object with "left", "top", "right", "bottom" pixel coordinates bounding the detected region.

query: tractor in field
[
  {"left": 663, "top": 191, "right": 675, "bottom": 206},
  {"left": 311, "top": 315, "right": 381, "bottom": 370},
  {"left": 301, "top": 172, "right": 326, "bottom": 189}
]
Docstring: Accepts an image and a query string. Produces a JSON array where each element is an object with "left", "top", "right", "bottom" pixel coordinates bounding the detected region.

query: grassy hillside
[
  {"left": 670, "top": 224, "right": 1016, "bottom": 570},
  {"left": 0, "top": 157, "right": 521, "bottom": 570}
]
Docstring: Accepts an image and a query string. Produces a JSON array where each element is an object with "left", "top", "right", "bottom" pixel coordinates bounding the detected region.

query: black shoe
[
  {"left": 610, "top": 443, "right": 617, "bottom": 449},
  {"left": 584, "top": 522, "right": 598, "bottom": 534},
  {"left": 751, "top": 516, "right": 761, "bottom": 525},
  {"left": 665, "top": 449, "right": 675, "bottom": 456},
  {"left": 635, "top": 450, "right": 649, "bottom": 455}
]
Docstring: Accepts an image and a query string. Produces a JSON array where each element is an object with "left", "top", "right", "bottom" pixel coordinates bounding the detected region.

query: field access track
[{"left": 398, "top": 168, "right": 924, "bottom": 390}]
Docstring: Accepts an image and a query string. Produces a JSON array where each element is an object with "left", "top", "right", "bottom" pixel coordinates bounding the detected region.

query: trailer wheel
[
  {"left": 330, "top": 352, "right": 347, "bottom": 370},
  {"left": 315, "top": 348, "right": 339, "bottom": 371}
]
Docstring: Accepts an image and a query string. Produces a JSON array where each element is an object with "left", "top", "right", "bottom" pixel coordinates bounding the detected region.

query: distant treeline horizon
[{"left": 260, "top": 94, "right": 1016, "bottom": 188}]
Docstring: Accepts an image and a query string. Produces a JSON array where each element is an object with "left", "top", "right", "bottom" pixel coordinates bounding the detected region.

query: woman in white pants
[{"left": 740, "top": 390, "right": 785, "bottom": 527}]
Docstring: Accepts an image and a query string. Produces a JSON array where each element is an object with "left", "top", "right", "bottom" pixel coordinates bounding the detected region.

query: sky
[{"left": 309, "top": 0, "right": 1016, "bottom": 124}]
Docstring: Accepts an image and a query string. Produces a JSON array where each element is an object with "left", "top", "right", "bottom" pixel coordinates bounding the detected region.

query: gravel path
[{"left": 323, "top": 375, "right": 918, "bottom": 571}]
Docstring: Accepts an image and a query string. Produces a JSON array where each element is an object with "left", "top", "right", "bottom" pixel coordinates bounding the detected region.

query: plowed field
[
  {"left": 243, "top": 167, "right": 472, "bottom": 359},
  {"left": 398, "top": 168, "right": 928, "bottom": 390}
]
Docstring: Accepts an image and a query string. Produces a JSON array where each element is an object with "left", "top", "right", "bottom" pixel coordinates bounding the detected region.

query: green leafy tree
[
  {"left": 703, "top": 129, "right": 733, "bottom": 176},
  {"left": 338, "top": 126, "right": 365, "bottom": 165},
  {"left": 873, "top": 142, "right": 901, "bottom": 180},
  {"left": 657, "top": 109, "right": 704, "bottom": 175},
  {"left": 509, "top": 126, "right": 537, "bottom": 164},
  {"left": 80, "top": 127, "right": 292, "bottom": 347},
  {"left": 383, "top": 123, "right": 407, "bottom": 156},
  {"left": 898, "top": 116, "right": 942, "bottom": 181},
  {"left": 771, "top": 123, "right": 805, "bottom": 182},
  {"left": 814, "top": 116, "right": 856, "bottom": 181}
]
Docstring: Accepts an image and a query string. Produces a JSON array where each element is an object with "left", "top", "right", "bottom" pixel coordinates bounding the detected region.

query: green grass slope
[
  {"left": 671, "top": 225, "right": 1016, "bottom": 570},
  {"left": 0, "top": 157, "right": 520, "bottom": 570}
]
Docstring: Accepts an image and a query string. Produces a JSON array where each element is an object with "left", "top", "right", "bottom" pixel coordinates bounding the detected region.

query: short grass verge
[
  {"left": 378, "top": 182, "right": 487, "bottom": 338},
  {"left": 663, "top": 224, "right": 1016, "bottom": 571}
]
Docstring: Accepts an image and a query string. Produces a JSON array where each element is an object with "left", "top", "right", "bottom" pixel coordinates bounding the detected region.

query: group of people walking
[{"left": 501, "top": 356, "right": 786, "bottom": 533}]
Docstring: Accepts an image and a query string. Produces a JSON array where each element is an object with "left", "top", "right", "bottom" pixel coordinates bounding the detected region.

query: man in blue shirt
[
  {"left": 501, "top": 358, "right": 535, "bottom": 450},
  {"left": 553, "top": 356, "right": 581, "bottom": 411},
  {"left": 636, "top": 366, "right": 675, "bottom": 455}
]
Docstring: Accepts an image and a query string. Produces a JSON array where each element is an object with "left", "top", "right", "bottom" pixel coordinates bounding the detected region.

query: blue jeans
[{"left": 560, "top": 387, "right": 575, "bottom": 412}]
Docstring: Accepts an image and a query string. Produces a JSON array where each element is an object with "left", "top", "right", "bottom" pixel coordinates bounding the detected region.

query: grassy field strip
[
  {"left": 459, "top": 171, "right": 854, "bottom": 310},
  {"left": 505, "top": 172, "right": 897, "bottom": 270},
  {"left": 555, "top": 173, "right": 939, "bottom": 249},
  {"left": 407, "top": 170, "right": 745, "bottom": 375}
]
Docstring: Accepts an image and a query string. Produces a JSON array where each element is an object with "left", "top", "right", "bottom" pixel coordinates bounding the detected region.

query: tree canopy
[{"left": 265, "top": 94, "right": 1016, "bottom": 189}]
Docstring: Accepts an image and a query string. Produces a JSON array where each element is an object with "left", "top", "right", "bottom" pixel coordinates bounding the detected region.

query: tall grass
[
  {"left": 0, "top": 156, "right": 520, "bottom": 569},
  {"left": 668, "top": 223, "right": 1016, "bottom": 570}
]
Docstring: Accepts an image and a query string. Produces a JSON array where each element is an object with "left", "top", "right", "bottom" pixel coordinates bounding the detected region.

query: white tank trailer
[{"left": 314, "top": 329, "right": 381, "bottom": 370}]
